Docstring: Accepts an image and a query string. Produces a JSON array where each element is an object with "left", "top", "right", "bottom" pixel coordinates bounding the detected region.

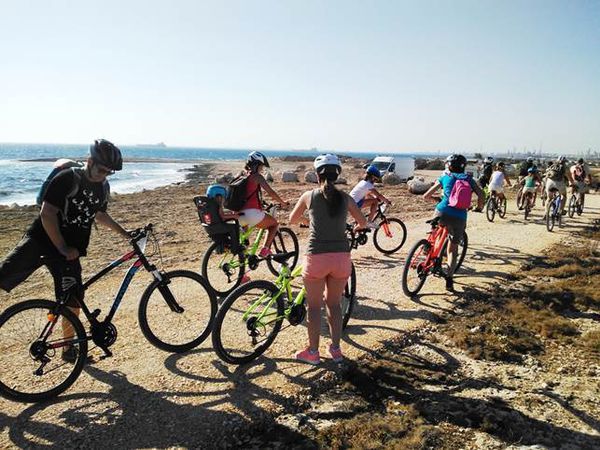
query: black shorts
[
  {"left": 436, "top": 213, "right": 466, "bottom": 245},
  {"left": 0, "top": 236, "right": 83, "bottom": 307}
]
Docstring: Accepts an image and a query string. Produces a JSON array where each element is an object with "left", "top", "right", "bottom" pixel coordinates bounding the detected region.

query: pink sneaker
[
  {"left": 258, "top": 247, "right": 272, "bottom": 258},
  {"left": 329, "top": 345, "right": 344, "bottom": 362},
  {"left": 295, "top": 348, "right": 320, "bottom": 365},
  {"left": 240, "top": 274, "right": 251, "bottom": 284}
]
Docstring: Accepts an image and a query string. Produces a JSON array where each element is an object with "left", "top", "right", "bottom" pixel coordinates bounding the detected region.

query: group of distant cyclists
[
  {"left": 477, "top": 154, "right": 593, "bottom": 217},
  {"left": 0, "top": 140, "right": 594, "bottom": 367}
]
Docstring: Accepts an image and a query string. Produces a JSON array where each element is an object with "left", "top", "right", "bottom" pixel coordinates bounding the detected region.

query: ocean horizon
[{"left": 0, "top": 143, "right": 432, "bottom": 206}]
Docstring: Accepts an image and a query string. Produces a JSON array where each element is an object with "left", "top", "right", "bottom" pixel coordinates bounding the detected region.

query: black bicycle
[
  {"left": 485, "top": 190, "right": 507, "bottom": 222},
  {"left": 0, "top": 224, "right": 217, "bottom": 402},
  {"left": 345, "top": 202, "right": 407, "bottom": 254}
]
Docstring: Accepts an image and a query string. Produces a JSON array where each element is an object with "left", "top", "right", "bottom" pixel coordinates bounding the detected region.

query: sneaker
[
  {"left": 295, "top": 348, "right": 320, "bottom": 365},
  {"left": 445, "top": 276, "right": 455, "bottom": 292},
  {"left": 258, "top": 247, "right": 272, "bottom": 258},
  {"left": 329, "top": 345, "right": 344, "bottom": 363},
  {"left": 61, "top": 345, "right": 79, "bottom": 363},
  {"left": 366, "top": 221, "right": 378, "bottom": 229},
  {"left": 240, "top": 273, "right": 251, "bottom": 284}
]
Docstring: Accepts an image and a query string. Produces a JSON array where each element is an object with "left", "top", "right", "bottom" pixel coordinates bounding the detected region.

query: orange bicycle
[{"left": 401, "top": 217, "right": 468, "bottom": 296}]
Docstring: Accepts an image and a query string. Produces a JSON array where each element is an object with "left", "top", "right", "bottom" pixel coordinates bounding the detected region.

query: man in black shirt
[{"left": 0, "top": 139, "right": 130, "bottom": 361}]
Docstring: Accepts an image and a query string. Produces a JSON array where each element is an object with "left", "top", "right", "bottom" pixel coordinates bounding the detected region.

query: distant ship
[{"left": 136, "top": 142, "right": 167, "bottom": 148}]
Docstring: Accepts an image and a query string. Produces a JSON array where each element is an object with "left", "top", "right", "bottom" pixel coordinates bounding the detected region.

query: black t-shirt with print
[{"left": 27, "top": 169, "right": 109, "bottom": 256}]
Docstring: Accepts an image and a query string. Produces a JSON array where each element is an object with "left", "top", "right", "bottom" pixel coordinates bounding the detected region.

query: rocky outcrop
[
  {"left": 383, "top": 173, "right": 402, "bottom": 185},
  {"left": 282, "top": 171, "right": 299, "bottom": 182},
  {"left": 407, "top": 177, "right": 432, "bottom": 194},
  {"left": 304, "top": 171, "right": 318, "bottom": 183}
]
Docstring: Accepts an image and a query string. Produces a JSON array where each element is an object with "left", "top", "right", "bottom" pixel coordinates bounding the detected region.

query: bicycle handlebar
[{"left": 129, "top": 223, "right": 153, "bottom": 244}]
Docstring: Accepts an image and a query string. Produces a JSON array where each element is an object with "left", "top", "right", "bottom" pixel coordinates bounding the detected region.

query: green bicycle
[
  {"left": 200, "top": 203, "right": 299, "bottom": 297},
  {"left": 211, "top": 252, "right": 356, "bottom": 365}
]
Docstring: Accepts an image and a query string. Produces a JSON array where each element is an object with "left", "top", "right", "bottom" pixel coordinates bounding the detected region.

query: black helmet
[
  {"left": 445, "top": 154, "right": 467, "bottom": 172},
  {"left": 90, "top": 139, "right": 123, "bottom": 171}
]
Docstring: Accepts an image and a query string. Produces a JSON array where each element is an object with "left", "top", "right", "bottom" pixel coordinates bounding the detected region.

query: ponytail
[{"left": 319, "top": 173, "right": 344, "bottom": 217}]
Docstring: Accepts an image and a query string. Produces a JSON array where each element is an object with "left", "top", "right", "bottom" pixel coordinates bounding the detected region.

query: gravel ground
[{"left": 0, "top": 161, "right": 598, "bottom": 449}]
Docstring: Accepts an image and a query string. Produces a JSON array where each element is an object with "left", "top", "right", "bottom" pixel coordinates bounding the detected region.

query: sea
[{"left": 0, "top": 143, "right": 423, "bottom": 206}]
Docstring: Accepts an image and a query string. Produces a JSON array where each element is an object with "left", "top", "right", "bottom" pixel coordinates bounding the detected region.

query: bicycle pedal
[{"left": 100, "top": 347, "right": 113, "bottom": 359}]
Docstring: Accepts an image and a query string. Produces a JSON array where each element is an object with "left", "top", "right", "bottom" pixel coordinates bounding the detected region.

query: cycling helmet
[
  {"left": 366, "top": 165, "right": 382, "bottom": 178},
  {"left": 557, "top": 155, "right": 567, "bottom": 163},
  {"left": 497, "top": 161, "right": 505, "bottom": 167},
  {"left": 527, "top": 156, "right": 534, "bottom": 163},
  {"left": 527, "top": 166, "right": 538, "bottom": 174},
  {"left": 90, "top": 139, "right": 123, "bottom": 171},
  {"left": 577, "top": 158, "right": 584, "bottom": 164},
  {"left": 247, "top": 151, "right": 270, "bottom": 168},
  {"left": 313, "top": 154, "right": 342, "bottom": 175},
  {"left": 445, "top": 154, "right": 467, "bottom": 172},
  {"left": 484, "top": 156, "right": 494, "bottom": 164},
  {"left": 206, "top": 184, "right": 227, "bottom": 199}
]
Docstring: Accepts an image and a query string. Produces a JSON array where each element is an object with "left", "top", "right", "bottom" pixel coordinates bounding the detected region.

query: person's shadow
[{"left": 8, "top": 365, "right": 315, "bottom": 449}]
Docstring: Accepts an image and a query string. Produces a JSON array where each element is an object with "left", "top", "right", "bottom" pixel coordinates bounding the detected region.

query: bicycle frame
[
  {"left": 410, "top": 223, "right": 448, "bottom": 273},
  {"left": 44, "top": 227, "right": 171, "bottom": 350},
  {"left": 550, "top": 190, "right": 562, "bottom": 217},
  {"left": 241, "top": 264, "right": 305, "bottom": 328}
]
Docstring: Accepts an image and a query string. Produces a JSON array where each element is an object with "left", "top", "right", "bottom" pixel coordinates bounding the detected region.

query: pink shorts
[{"left": 302, "top": 252, "right": 352, "bottom": 280}]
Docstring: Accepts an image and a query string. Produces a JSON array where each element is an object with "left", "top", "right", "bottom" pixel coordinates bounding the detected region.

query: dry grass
[
  {"left": 583, "top": 331, "right": 600, "bottom": 353},
  {"left": 315, "top": 407, "right": 439, "bottom": 450},
  {"left": 444, "top": 222, "right": 599, "bottom": 362}
]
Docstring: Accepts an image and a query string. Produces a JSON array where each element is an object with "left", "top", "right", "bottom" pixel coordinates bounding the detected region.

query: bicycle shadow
[
  {"left": 353, "top": 255, "right": 400, "bottom": 271},
  {"left": 345, "top": 337, "right": 600, "bottom": 448},
  {"left": 7, "top": 365, "right": 315, "bottom": 449},
  {"left": 348, "top": 295, "right": 444, "bottom": 326}
]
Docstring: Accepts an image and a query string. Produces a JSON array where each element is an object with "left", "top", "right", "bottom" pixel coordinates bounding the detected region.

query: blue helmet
[
  {"left": 206, "top": 184, "right": 227, "bottom": 199},
  {"left": 528, "top": 166, "right": 538, "bottom": 174},
  {"left": 366, "top": 165, "right": 382, "bottom": 178}
]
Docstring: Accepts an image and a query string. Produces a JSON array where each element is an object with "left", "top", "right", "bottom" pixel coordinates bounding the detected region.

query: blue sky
[{"left": 0, "top": 0, "right": 598, "bottom": 153}]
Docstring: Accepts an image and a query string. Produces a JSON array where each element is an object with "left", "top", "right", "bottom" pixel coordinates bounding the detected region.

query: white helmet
[
  {"left": 484, "top": 156, "right": 494, "bottom": 164},
  {"left": 247, "top": 151, "right": 270, "bottom": 168},
  {"left": 313, "top": 154, "right": 341, "bottom": 175},
  {"left": 557, "top": 155, "right": 567, "bottom": 163}
]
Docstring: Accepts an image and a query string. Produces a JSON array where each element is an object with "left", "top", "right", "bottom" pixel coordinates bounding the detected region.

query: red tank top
[{"left": 241, "top": 174, "right": 261, "bottom": 210}]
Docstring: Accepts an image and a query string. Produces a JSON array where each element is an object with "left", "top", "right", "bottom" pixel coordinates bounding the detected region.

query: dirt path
[{"left": 0, "top": 174, "right": 598, "bottom": 448}]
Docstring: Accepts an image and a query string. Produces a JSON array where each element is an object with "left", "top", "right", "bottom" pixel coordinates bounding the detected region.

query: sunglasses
[{"left": 94, "top": 163, "right": 115, "bottom": 176}]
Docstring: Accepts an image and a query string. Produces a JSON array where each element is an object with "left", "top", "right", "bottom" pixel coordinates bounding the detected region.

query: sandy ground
[{"left": 0, "top": 159, "right": 598, "bottom": 448}]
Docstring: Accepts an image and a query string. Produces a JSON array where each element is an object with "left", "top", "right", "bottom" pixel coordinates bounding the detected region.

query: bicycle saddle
[
  {"left": 270, "top": 251, "right": 297, "bottom": 265},
  {"left": 426, "top": 217, "right": 441, "bottom": 226}
]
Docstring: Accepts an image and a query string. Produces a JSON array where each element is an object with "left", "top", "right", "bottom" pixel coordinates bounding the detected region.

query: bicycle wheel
[
  {"left": 546, "top": 201, "right": 556, "bottom": 232},
  {"left": 568, "top": 195, "right": 576, "bottom": 218},
  {"left": 498, "top": 197, "right": 507, "bottom": 218},
  {"left": 441, "top": 231, "right": 468, "bottom": 273},
  {"left": 201, "top": 241, "right": 245, "bottom": 297},
  {"left": 485, "top": 197, "right": 496, "bottom": 222},
  {"left": 212, "top": 280, "right": 284, "bottom": 364},
  {"left": 0, "top": 300, "right": 87, "bottom": 402},
  {"left": 523, "top": 194, "right": 531, "bottom": 220},
  {"left": 342, "top": 262, "right": 357, "bottom": 329},
  {"left": 139, "top": 270, "right": 217, "bottom": 353},
  {"left": 373, "top": 217, "right": 408, "bottom": 254},
  {"left": 266, "top": 227, "right": 299, "bottom": 276},
  {"left": 401, "top": 239, "right": 431, "bottom": 297},
  {"left": 516, "top": 187, "right": 524, "bottom": 209}
]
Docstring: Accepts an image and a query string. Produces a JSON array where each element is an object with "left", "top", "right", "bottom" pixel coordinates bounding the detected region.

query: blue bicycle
[{"left": 546, "top": 188, "right": 563, "bottom": 232}]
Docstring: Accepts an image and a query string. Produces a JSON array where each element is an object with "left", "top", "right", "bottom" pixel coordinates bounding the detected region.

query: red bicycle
[{"left": 401, "top": 217, "right": 468, "bottom": 296}]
